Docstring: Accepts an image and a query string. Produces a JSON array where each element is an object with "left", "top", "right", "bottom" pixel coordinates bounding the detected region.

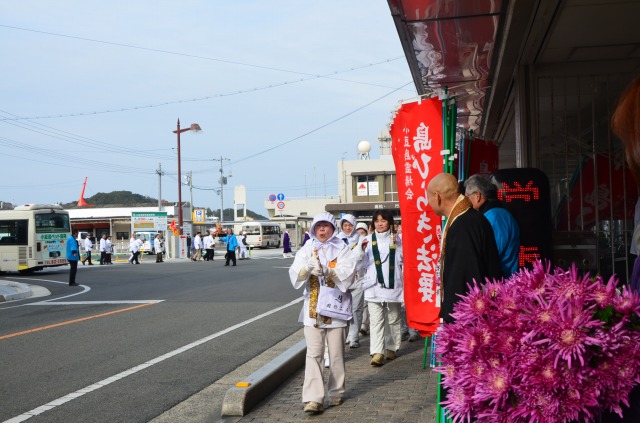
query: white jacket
[
  {"left": 361, "top": 230, "right": 404, "bottom": 303},
  {"left": 154, "top": 237, "right": 164, "bottom": 253},
  {"left": 289, "top": 240, "right": 357, "bottom": 328}
]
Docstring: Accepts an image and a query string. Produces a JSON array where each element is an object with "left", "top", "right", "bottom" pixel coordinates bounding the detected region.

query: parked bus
[
  {"left": 0, "top": 204, "right": 72, "bottom": 273},
  {"left": 241, "top": 221, "right": 282, "bottom": 248}
]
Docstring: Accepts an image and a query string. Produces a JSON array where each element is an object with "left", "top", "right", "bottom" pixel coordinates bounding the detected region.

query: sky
[{"left": 0, "top": 1, "right": 415, "bottom": 215}]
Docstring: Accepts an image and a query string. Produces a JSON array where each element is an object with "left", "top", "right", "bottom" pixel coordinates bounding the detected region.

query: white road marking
[
  {"left": 0, "top": 278, "right": 90, "bottom": 310},
  {"left": 3, "top": 297, "right": 304, "bottom": 423}
]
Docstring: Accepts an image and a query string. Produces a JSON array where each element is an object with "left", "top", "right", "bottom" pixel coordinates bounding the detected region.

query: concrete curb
[
  {"left": 221, "top": 339, "right": 306, "bottom": 417},
  {"left": 0, "top": 281, "right": 31, "bottom": 302}
]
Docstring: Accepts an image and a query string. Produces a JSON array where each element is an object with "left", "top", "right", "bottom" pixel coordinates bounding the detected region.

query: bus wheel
[{"left": 18, "top": 269, "right": 35, "bottom": 275}]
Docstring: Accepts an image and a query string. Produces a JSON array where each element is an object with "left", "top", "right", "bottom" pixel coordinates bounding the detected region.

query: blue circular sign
[
  {"left": 268, "top": 193, "right": 277, "bottom": 202},
  {"left": 277, "top": 193, "right": 285, "bottom": 201}
]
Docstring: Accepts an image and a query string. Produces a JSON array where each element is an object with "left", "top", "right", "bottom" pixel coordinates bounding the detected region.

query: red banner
[
  {"left": 468, "top": 139, "right": 499, "bottom": 176},
  {"left": 390, "top": 98, "right": 444, "bottom": 336}
]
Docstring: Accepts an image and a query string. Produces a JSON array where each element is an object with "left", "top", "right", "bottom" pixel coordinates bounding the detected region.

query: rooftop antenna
[{"left": 77, "top": 177, "right": 93, "bottom": 207}]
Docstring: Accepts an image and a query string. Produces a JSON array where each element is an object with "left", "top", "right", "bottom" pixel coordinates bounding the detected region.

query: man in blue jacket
[
  {"left": 66, "top": 229, "right": 80, "bottom": 286},
  {"left": 219, "top": 228, "right": 239, "bottom": 266},
  {"left": 464, "top": 174, "right": 521, "bottom": 278}
]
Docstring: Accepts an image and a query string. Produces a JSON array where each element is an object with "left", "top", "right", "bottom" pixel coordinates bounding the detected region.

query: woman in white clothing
[
  {"left": 360, "top": 209, "right": 403, "bottom": 367},
  {"left": 289, "top": 212, "right": 356, "bottom": 415}
]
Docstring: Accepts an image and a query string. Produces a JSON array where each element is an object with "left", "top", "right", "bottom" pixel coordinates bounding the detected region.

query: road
[{"left": 0, "top": 249, "right": 300, "bottom": 423}]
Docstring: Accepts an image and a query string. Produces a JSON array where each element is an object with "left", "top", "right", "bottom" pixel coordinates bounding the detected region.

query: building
[{"left": 387, "top": 0, "right": 640, "bottom": 279}]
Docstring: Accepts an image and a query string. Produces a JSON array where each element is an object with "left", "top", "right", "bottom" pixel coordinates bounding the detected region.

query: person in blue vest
[
  {"left": 219, "top": 228, "right": 238, "bottom": 266},
  {"left": 464, "top": 174, "right": 520, "bottom": 278},
  {"left": 66, "top": 229, "right": 80, "bottom": 286}
]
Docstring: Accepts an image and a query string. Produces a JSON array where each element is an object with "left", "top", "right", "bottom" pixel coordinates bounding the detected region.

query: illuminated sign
[{"left": 492, "top": 168, "right": 553, "bottom": 268}]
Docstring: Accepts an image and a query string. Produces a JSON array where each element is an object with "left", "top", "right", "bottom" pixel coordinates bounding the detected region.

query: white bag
[{"left": 317, "top": 285, "right": 352, "bottom": 321}]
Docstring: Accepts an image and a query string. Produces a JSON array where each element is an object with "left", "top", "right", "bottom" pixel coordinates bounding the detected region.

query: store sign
[
  {"left": 390, "top": 97, "right": 443, "bottom": 337},
  {"left": 356, "top": 182, "right": 368, "bottom": 196},
  {"left": 131, "top": 211, "right": 168, "bottom": 232},
  {"left": 192, "top": 208, "right": 205, "bottom": 224},
  {"left": 368, "top": 181, "right": 379, "bottom": 196}
]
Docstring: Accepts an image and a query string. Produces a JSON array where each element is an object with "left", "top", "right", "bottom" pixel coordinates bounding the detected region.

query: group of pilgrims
[{"left": 289, "top": 209, "right": 405, "bottom": 415}]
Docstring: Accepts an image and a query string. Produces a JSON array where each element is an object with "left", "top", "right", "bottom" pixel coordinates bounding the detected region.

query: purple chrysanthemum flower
[
  {"left": 613, "top": 285, "right": 640, "bottom": 316},
  {"left": 437, "top": 260, "right": 640, "bottom": 422},
  {"left": 450, "top": 282, "right": 491, "bottom": 322},
  {"left": 535, "top": 303, "right": 602, "bottom": 368},
  {"left": 587, "top": 274, "right": 618, "bottom": 309}
]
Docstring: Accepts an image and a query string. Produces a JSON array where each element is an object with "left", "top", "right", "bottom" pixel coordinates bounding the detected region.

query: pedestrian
[
  {"left": 360, "top": 209, "right": 404, "bottom": 367},
  {"left": 464, "top": 174, "right": 520, "bottom": 277},
  {"left": 238, "top": 231, "right": 249, "bottom": 260},
  {"left": 191, "top": 232, "right": 203, "bottom": 261},
  {"left": 81, "top": 233, "right": 93, "bottom": 265},
  {"left": 289, "top": 212, "right": 357, "bottom": 414},
  {"left": 345, "top": 221, "right": 370, "bottom": 349},
  {"left": 99, "top": 233, "right": 108, "bottom": 265},
  {"left": 427, "top": 173, "right": 502, "bottom": 323},
  {"left": 186, "top": 234, "right": 192, "bottom": 258},
  {"left": 203, "top": 230, "right": 215, "bottom": 261},
  {"left": 154, "top": 233, "right": 164, "bottom": 263},
  {"left": 219, "top": 228, "right": 238, "bottom": 266},
  {"left": 66, "top": 229, "right": 80, "bottom": 286},
  {"left": 128, "top": 234, "right": 142, "bottom": 264},
  {"left": 283, "top": 230, "right": 293, "bottom": 258},
  {"left": 105, "top": 236, "right": 113, "bottom": 264},
  {"left": 301, "top": 229, "right": 310, "bottom": 247},
  {"left": 605, "top": 74, "right": 640, "bottom": 423},
  {"left": 338, "top": 214, "right": 360, "bottom": 248},
  {"left": 612, "top": 74, "right": 640, "bottom": 295}
]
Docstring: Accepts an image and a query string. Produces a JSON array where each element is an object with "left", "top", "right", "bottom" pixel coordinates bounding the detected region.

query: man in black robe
[{"left": 427, "top": 173, "right": 502, "bottom": 323}]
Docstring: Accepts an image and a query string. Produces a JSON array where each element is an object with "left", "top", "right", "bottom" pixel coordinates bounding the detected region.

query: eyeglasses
[{"left": 465, "top": 191, "right": 479, "bottom": 198}]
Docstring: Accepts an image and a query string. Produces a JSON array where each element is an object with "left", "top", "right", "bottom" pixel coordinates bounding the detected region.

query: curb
[
  {"left": 0, "top": 281, "right": 32, "bottom": 302},
  {"left": 221, "top": 339, "right": 306, "bottom": 417}
]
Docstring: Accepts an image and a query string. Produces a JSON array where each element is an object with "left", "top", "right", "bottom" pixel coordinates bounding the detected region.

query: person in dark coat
[
  {"left": 427, "top": 173, "right": 502, "bottom": 323},
  {"left": 283, "top": 230, "right": 293, "bottom": 257},
  {"left": 301, "top": 230, "right": 310, "bottom": 247}
]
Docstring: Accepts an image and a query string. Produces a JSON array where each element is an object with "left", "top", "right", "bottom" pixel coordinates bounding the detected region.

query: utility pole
[
  {"left": 213, "top": 157, "right": 230, "bottom": 224},
  {"left": 186, "top": 171, "right": 193, "bottom": 227},
  {"left": 156, "top": 163, "right": 164, "bottom": 211}
]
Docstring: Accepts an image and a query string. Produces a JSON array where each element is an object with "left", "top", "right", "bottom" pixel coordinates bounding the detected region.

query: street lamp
[{"left": 173, "top": 119, "right": 202, "bottom": 235}]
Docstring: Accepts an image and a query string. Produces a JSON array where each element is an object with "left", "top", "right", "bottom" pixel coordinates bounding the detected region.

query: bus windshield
[{"left": 35, "top": 213, "right": 70, "bottom": 233}]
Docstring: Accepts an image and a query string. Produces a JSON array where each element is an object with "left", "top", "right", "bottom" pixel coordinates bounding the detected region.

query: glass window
[
  {"left": 0, "top": 220, "right": 28, "bottom": 245},
  {"left": 35, "top": 213, "right": 70, "bottom": 233},
  {"left": 263, "top": 225, "right": 281, "bottom": 235},
  {"left": 243, "top": 225, "right": 260, "bottom": 235}
]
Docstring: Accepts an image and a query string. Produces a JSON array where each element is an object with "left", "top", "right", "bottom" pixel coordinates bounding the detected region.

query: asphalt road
[{"left": 0, "top": 250, "right": 301, "bottom": 423}]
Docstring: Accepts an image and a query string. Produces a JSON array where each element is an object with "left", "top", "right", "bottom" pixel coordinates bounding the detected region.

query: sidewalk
[{"left": 236, "top": 333, "right": 439, "bottom": 422}]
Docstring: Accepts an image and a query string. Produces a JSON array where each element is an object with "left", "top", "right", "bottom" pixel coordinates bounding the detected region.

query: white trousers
[
  {"left": 367, "top": 301, "right": 402, "bottom": 356},
  {"left": 346, "top": 288, "right": 365, "bottom": 343},
  {"left": 303, "top": 326, "right": 346, "bottom": 403}
]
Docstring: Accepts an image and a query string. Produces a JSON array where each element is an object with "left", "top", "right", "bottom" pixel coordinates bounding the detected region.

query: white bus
[
  {"left": 241, "top": 221, "right": 282, "bottom": 248},
  {"left": 0, "top": 204, "right": 72, "bottom": 273}
]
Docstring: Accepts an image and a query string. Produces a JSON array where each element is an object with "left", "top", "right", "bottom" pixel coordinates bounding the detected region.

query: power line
[{"left": 232, "top": 81, "right": 414, "bottom": 164}]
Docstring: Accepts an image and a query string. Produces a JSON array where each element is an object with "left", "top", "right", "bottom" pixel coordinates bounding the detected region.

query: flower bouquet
[{"left": 436, "top": 260, "right": 640, "bottom": 422}]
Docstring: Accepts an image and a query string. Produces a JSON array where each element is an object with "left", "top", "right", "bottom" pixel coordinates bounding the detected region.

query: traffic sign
[
  {"left": 276, "top": 201, "right": 285, "bottom": 210},
  {"left": 268, "top": 193, "right": 277, "bottom": 202},
  {"left": 277, "top": 193, "right": 285, "bottom": 201}
]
